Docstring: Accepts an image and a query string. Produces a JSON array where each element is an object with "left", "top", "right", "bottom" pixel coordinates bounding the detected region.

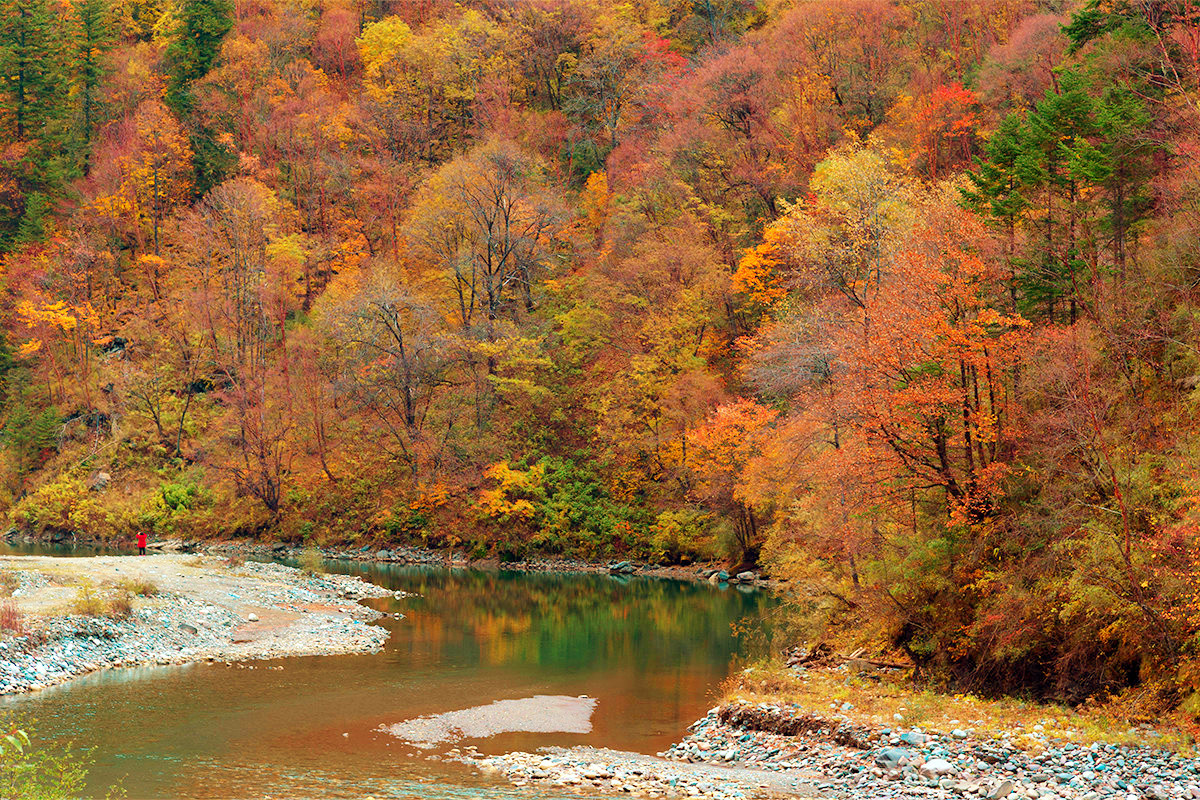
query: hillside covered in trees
[{"left": 3, "top": 0, "right": 1200, "bottom": 706}]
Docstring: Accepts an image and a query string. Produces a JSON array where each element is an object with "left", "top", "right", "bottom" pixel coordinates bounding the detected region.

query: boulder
[
  {"left": 179, "top": 623, "right": 199, "bottom": 636},
  {"left": 988, "top": 780, "right": 1014, "bottom": 800},
  {"left": 920, "top": 758, "right": 956, "bottom": 778},
  {"left": 736, "top": 570, "right": 756, "bottom": 582},
  {"left": 377, "top": 549, "right": 392, "bottom": 560},
  {"left": 87, "top": 471, "right": 111, "bottom": 492},
  {"left": 247, "top": 613, "right": 259, "bottom": 622},
  {"left": 875, "top": 748, "right": 913, "bottom": 769}
]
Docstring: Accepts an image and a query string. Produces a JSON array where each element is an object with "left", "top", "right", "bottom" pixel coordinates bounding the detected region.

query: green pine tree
[
  {"left": 1017, "top": 73, "right": 1096, "bottom": 322},
  {"left": 1067, "top": 83, "right": 1157, "bottom": 277},
  {"left": 962, "top": 112, "right": 1031, "bottom": 312},
  {"left": 0, "top": 0, "right": 71, "bottom": 246},
  {"left": 165, "top": 0, "right": 235, "bottom": 193},
  {"left": 0, "top": 0, "right": 65, "bottom": 143},
  {"left": 71, "top": 0, "right": 114, "bottom": 165}
]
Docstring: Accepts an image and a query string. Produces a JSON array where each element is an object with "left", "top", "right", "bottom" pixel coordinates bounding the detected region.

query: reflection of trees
[{"left": 346, "top": 566, "right": 773, "bottom": 672}]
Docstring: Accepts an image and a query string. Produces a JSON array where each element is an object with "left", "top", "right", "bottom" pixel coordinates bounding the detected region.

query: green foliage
[
  {"left": 164, "top": 0, "right": 231, "bottom": 114},
  {"left": 14, "top": 192, "right": 50, "bottom": 245},
  {"left": 164, "top": 0, "right": 233, "bottom": 191},
  {"left": 159, "top": 478, "right": 202, "bottom": 511},
  {"left": 0, "top": 717, "right": 122, "bottom": 799},
  {"left": 4, "top": 399, "right": 60, "bottom": 483},
  {"left": 479, "top": 456, "right": 654, "bottom": 560},
  {"left": 71, "top": 0, "right": 115, "bottom": 157},
  {"left": 382, "top": 506, "right": 429, "bottom": 539}
]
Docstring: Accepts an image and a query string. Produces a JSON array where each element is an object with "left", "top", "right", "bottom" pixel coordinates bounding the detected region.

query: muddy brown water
[{"left": 0, "top": 550, "right": 774, "bottom": 799}]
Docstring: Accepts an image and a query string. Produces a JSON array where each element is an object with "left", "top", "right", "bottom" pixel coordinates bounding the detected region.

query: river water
[{"left": 0, "top": 556, "right": 773, "bottom": 799}]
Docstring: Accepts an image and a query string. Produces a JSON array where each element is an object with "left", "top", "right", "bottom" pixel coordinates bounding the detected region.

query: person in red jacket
[{"left": 137, "top": 532, "right": 147, "bottom": 556}]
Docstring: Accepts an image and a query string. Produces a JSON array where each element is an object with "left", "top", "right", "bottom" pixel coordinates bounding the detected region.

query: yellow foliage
[
  {"left": 479, "top": 461, "right": 545, "bottom": 521},
  {"left": 732, "top": 225, "right": 788, "bottom": 307}
]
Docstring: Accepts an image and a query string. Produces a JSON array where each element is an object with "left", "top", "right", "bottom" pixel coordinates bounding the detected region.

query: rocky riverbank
[
  {"left": 471, "top": 745, "right": 816, "bottom": 799},
  {"left": 474, "top": 699, "right": 1200, "bottom": 800},
  {"left": 0, "top": 553, "right": 402, "bottom": 695},
  {"left": 664, "top": 702, "right": 1198, "bottom": 800}
]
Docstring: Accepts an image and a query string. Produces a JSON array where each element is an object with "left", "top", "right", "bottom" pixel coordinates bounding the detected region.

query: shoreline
[
  {"left": 0, "top": 553, "right": 403, "bottom": 696},
  {"left": 476, "top": 700, "right": 1200, "bottom": 800},
  {"left": 0, "top": 531, "right": 775, "bottom": 588},
  {"left": 199, "top": 539, "right": 774, "bottom": 587}
]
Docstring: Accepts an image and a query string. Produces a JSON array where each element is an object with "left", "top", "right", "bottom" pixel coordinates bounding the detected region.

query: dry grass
[
  {"left": 0, "top": 599, "right": 23, "bottom": 636},
  {"left": 0, "top": 571, "right": 18, "bottom": 597},
  {"left": 105, "top": 589, "right": 133, "bottom": 618},
  {"left": 223, "top": 553, "right": 245, "bottom": 569},
  {"left": 724, "top": 663, "right": 1194, "bottom": 754},
  {"left": 118, "top": 577, "right": 158, "bottom": 597}
]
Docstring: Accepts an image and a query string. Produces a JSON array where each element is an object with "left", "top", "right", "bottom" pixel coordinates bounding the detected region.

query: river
[{"left": 0, "top": 554, "right": 773, "bottom": 799}]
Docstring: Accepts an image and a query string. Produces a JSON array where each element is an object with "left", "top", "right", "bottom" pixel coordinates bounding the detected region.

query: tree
[
  {"left": 0, "top": 0, "right": 64, "bottom": 143},
  {"left": 164, "top": 0, "right": 232, "bottom": 115},
  {"left": 406, "top": 138, "right": 563, "bottom": 365},
  {"left": 1067, "top": 82, "right": 1157, "bottom": 276},
  {"left": 892, "top": 83, "right": 984, "bottom": 180},
  {"left": 321, "top": 272, "right": 453, "bottom": 478},
  {"left": 122, "top": 100, "right": 194, "bottom": 255},
  {"left": 962, "top": 112, "right": 1032, "bottom": 311},
  {"left": 686, "top": 398, "right": 778, "bottom": 564},
  {"left": 357, "top": 10, "right": 514, "bottom": 164},
  {"left": 164, "top": 0, "right": 233, "bottom": 191},
  {"left": 0, "top": 0, "right": 70, "bottom": 243},
  {"left": 71, "top": 0, "right": 114, "bottom": 161}
]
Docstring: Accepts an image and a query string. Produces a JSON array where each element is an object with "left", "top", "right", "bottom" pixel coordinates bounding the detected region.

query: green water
[{"left": 0, "top": 561, "right": 773, "bottom": 799}]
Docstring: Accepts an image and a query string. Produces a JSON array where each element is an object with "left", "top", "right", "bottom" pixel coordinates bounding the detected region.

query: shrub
[
  {"left": 11, "top": 475, "right": 116, "bottom": 540},
  {"left": 651, "top": 508, "right": 718, "bottom": 564},
  {"left": 478, "top": 456, "right": 653, "bottom": 560},
  {"left": 0, "top": 717, "right": 118, "bottom": 799},
  {"left": 134, "top": 476, "right": 214, "bottom": 540},
  {"left": 70, "top": 584, "right": 105, "bottom": 617},
  {"left": 0, "top": 572, "right": 18, "bottom": 597},
  {"left": 223, "top": 554, "right": 245, "bottom": 569}
]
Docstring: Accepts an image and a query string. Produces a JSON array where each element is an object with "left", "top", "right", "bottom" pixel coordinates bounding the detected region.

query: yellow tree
[
  {"left": 357, "top": 10, "right": 514, "bottom": 163},
  {"left": 120, "top": 100, "right": 193, "bottom": 255}
]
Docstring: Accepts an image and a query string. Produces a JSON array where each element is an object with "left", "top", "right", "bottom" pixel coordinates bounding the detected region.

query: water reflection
[{"left": 1, "top": 562, "right": 772, "bottom": 799}]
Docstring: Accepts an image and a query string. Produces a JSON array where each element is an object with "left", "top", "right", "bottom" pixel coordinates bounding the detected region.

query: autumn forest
[{"left": 2, "top": 0, "right": 1200, "bottom": 706}]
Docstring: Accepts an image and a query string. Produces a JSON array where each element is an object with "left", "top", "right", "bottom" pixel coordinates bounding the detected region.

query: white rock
[{"left": 921, "top": 758, "right": 957, "bottom": 778}]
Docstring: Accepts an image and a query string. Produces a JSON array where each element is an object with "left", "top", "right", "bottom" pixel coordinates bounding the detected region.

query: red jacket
[{"left": 137, "top": 533, "right": 147, "bottom": 547}]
